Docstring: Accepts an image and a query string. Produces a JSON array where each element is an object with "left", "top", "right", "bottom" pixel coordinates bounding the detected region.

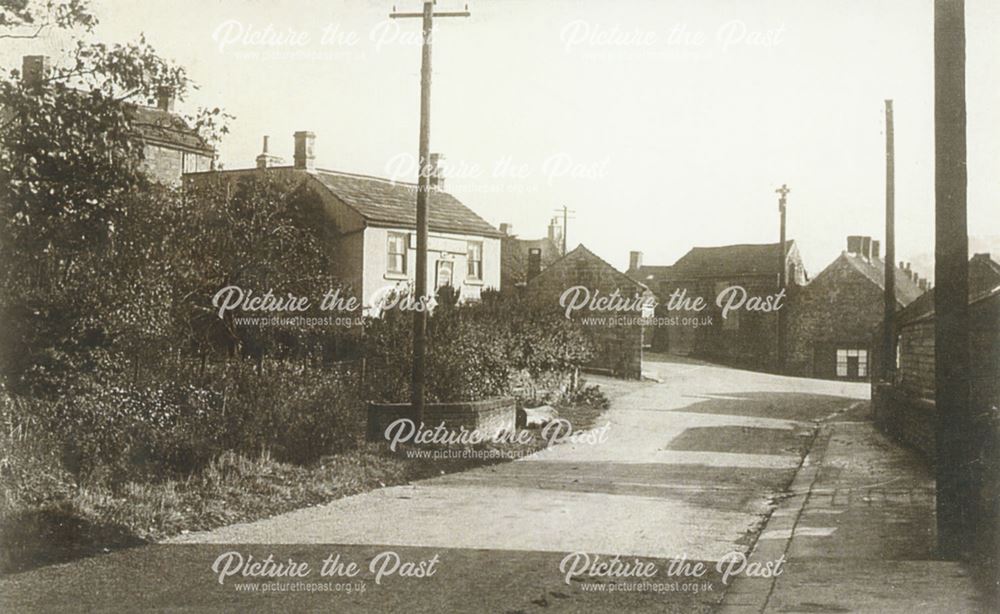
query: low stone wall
[{"left": 366, "top": 397, "right": 516, "bottom": 442}]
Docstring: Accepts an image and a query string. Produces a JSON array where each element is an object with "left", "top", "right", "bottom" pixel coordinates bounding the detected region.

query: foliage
[{"left": 363, "top": 290, "right": 594, "bottom": 403}]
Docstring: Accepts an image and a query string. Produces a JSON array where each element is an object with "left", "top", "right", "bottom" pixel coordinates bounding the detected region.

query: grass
[{"left": 0, "top": 388, "right": 613, "bottom": 576}]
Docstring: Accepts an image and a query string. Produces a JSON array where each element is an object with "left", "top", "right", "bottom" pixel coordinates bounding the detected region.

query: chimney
[
  {"left": 21, "top": 55, "right": 51, "bottom": 90},
  {"left": 429, "top": 153, "right": 445, "bottom": 191},
  {"left": 255, "top": 136, "right": 283, "bottom": 169},
  {"left": 527, "top": 248, "right": 542, "bottom": 281},
  {"left": 499, "top": 223, "right": 513, "bottom": 236},
  {"left": 548, "top": 217, "right": 563, "bottom": 247},
  {"left": 293, "top": 131, "right": 315, "bottom": 171},
  {"left": 918, "top": 277, "right": 928, "bottom": 291},
  {"left": 846, "top": 235, "right": 864, "bottom": 254},
  {"left": 155, "top": 86, "right": 175, "bottom": 112},
  {"left": 872, "top": 240, "right": 881, "bottom": 260},
  {"left": 861, "top": 236, "right": 872, "bottom": 260},
  {"left": 629, "top": 251, "right": 643, "bottom": 272}
]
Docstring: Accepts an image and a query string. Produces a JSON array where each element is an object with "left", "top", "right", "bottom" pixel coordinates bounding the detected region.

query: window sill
[
  {"left": 465, "top": 279, "right": 484, "bottom": 286},
  {"left": 384, "top": 272, "right": 409, "bottom": 281}
]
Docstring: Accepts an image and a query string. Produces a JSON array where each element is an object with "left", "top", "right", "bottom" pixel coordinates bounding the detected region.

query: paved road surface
[{"left": 1, "top": 355, "right": 869, "bottom": 612}]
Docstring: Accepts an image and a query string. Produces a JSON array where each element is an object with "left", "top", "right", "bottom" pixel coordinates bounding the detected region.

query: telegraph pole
[
  {"left": 553, "top": 205, "right": 576, "bottom": 255},
  {"left": 391, "top": 1, "right": 470, "bottom": 420},
  {"left": 883, "top": 100, "right": 896, "bottom": 379},
  {"left": 933, "top": 0, "right": 972, "bottom": 559},
  {"left": 775, "top": 184, "right": 790, "bottom": 373}
]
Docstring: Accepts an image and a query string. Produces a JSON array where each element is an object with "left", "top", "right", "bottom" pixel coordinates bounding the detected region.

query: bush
[{"left": 362, "top": 290, "right": 594, "bottom": 403}]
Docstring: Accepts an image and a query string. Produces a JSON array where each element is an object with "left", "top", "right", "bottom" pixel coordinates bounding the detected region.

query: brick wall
[{"left": 366, "top": 397, "right": 517, "bottom": 441}]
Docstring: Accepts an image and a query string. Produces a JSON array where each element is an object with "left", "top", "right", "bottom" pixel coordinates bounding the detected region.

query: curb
[{"left": 717, "top": 424, "right": 832, "bottom": 613}]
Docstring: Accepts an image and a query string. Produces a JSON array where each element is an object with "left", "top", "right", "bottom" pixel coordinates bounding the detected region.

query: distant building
[
  {"left": 630, "top": 241, "right": 806, "bottom": 370},
  {"left": 525, "top": 244, "right": 650, "bottom": 379},
  {"left": 185, "top": 132, "right": 502, "bottom": 310},
  {"left": 15, "top": 55, "right": 214, "bottom": 186},
  {"left": 786, "top": 235, "right": 926, "bottom": 380},
  {"left": 499, "top": 221, "right": 563, "bottom": 291}
]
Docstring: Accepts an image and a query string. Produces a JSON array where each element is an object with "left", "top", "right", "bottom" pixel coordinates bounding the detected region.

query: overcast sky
[{"left": 6, "top": 0, "right": 999, "bottom": 276}]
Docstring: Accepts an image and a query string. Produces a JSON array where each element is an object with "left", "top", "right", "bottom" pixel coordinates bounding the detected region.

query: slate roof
[
  {"left": 897, "top": 253, "right": 1000, "bottom": 324},
  {"left": 670, "top": 241, "right": 796, "bottom": 278},
  {"left": 528, "top": 244, "right": 648, "bottom": 292},
  {"left": 130, "top": 105, "right": 213, "bottom": 154},
  {"left": 312, "top": 169, "right": 501, "bottom": 238},
  {"left": 840, "top": 252, "right": 925, "bottom": 306}
]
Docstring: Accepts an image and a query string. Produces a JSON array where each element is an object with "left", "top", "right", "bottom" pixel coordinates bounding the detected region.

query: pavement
[
  {"left": 0, "top": 354, "right": 992, "bottom": 612},
  {"left": 719, "top": 414, "right": 992, "bottom": 613}
]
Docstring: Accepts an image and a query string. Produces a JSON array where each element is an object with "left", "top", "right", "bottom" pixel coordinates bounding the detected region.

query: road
[{"left": 1, "top": 355, "right": 869, "bottom": 613}]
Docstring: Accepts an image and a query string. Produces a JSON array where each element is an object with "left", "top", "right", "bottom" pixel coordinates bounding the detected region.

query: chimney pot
[
  {"left": 846, "top": 235, "right": 864, "bottom": 255},
  {"left": 21, "top": 55, "right": 51, "bottom": 90},
  {"left": 629, "top": 251, "right": 643, "bottom": 272},
  {"left": 293, "top": 131, "right": 315, "bottom": 171},
  {"left": 256, "top": 135, "right": 284, "bottom": 169},
  {"left": 872, "top": 240, "right": 881, "bottom": 260}
]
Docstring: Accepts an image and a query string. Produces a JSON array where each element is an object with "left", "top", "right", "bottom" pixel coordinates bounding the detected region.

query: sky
[{"left": 5, "top": 0, "right": 999, "bottom": 277}]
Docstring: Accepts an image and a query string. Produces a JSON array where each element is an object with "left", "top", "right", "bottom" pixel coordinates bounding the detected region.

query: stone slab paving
[{"left": 719, "top": 420, "right": 991, "bottom": 614}]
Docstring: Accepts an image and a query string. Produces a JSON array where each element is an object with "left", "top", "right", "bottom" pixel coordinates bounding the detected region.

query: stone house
[
  {"left": 185, "top": 132, "right": 502, "bottom": 311},
  {"left": 499, "top": 220, "right": 563, "bottom": 292},
  {"left": 629, "top": 241, "right": 807, "bottom": 371},
  {"left": 16, "top": 55, "right": 214, "bottom": 186},
  {"left": 525, "top": 244, "right": 650, "bottom": 379},
  {"left": 786, "top": 235, "right": 926, "bottom": 380}
]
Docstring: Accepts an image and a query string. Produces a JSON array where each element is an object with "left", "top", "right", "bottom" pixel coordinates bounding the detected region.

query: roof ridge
[{"left": 314, "top": 167, "right": 420, "bottom": 188}]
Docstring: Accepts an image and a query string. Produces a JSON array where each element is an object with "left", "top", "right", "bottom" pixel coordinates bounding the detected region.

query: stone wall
[
  {"left": 524, "top": 246, "right": 645, "bottom": 379},
  {"left": 142, "top": 144, "right": 213, "bottom": 185},
  {"left": 785, "top": 256, "right": 883, "bottom": 379},
  {"left": 366, "top": 397, "right": 516, "bottom": 441}
]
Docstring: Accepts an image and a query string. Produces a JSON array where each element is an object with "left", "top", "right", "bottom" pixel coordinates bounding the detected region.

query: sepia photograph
[{"left": 0, "top": 0, "right": 998, "bottom": 611}]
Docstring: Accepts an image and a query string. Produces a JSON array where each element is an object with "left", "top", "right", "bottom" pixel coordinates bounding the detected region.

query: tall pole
[
  {"left": 411, "top": 1, "right": 433, "bottom": 418},
  {"left": 562, "top": 205, "right": 568, "bottom": 256},
  {"left": 933, "top": 0, "right": 972, "bottom": 559},
  {"left": 776, "top": 184, "right": 790, "bottom": 373},
  {"left": 391, "top": 1, "right": 470, "bottom": 421},
  {"left": 883, "top": 100, "right": 896, "bottom": 379}
]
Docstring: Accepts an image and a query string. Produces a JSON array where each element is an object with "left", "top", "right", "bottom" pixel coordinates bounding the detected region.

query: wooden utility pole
[
  {"left": 553, "top": 205, "right": 576, "bottom": 255},
  {"left": 776, "top": 184, "right": 790, "bottom": 372},
  {"left": 883, "top": 100, "right": 896, "bottom": 378},
  {"left": 391, "top": 1, "right": 470, "bottom": 420},
  {"left": 933, "top": 0, "right": 972, "bottom": 559}
]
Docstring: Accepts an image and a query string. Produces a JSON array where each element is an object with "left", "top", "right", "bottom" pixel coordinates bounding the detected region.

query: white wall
[{"left": 361, "top": 226, "right": 500, "bottom": 311}]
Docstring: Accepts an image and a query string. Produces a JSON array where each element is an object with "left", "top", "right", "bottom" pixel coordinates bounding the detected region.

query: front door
[{"left": 435, "top": 260, "right": 453, "bottom": 289}]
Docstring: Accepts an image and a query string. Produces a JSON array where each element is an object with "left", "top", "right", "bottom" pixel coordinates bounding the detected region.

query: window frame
[
  {"left": 387, "top": 231, "right": 408, "bottom": 275},
  {"left": 467, "top": 240, "right": 484, "bottom": 281}
]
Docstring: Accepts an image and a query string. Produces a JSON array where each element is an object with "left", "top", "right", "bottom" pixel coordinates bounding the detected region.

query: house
[
  {"left": 786, "top": 235, "right": 926, "bottom": 380},
  {"left": 630, "top": 241, "right": 807, "bottom": 370},
  {"left": 872, "top": 252, "right": 1000, "bottom": 457},
  {"left": 131, "top": 87, "right": 215, "bottom": 183},
  {"left": 499, "top": 221, "right": 563, "bottom": 291},
  {"left": 524, "top": 244, "right": 651, "bottom": 379},
  {"left": 16, "top": 55, "right": 214, "bottom": 185},
  {"left": 185, "top": 132, "right": 502, "bottom": 311}
]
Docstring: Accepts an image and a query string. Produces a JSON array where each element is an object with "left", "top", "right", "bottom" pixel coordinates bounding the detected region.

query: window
[
  {"left": 387, "top": 232, "right": 407, "bottom": 274},
  {"left": 836, "top": 348, "right": 868, "bottom": 378},
  {"left": 467, "top": 241, "right": 483, "bottom": 281}
]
